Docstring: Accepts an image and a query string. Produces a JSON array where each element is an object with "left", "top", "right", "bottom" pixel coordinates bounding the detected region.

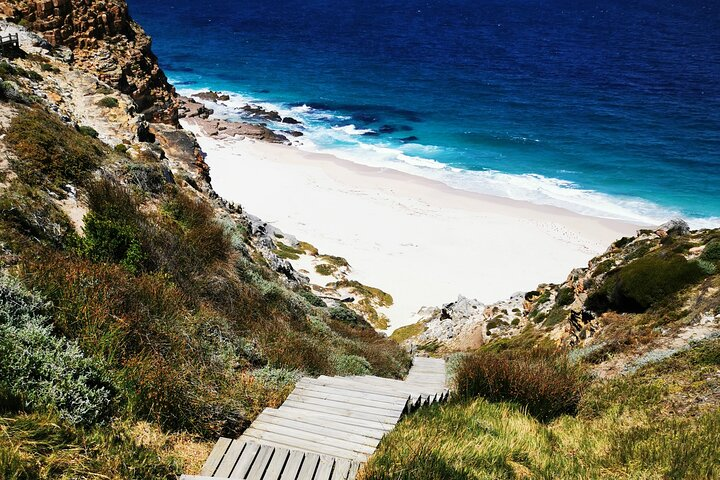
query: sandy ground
[{"left": 183, "top": 121, "right": 639, "bottom": 332}]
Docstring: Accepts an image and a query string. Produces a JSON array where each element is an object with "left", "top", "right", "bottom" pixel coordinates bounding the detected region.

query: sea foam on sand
[{"left": 182, "top": 120, "right": 639, "bottom": 332}]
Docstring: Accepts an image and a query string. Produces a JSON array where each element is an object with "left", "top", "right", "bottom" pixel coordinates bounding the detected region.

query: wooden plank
[
  {"left": 296, "top": 381, "right": 410, "bottom": 406},
  {"left": 291, "top": 385, "right": 407, "bottom": 410},
  {"left": 296, "top": 452, "right": 319, "bottom": 480},
  {"left": 302, "top": 378, "right": 411, "bottom": 400},
  {"left": 313, "top": 377, "right": 428, "bottom": 400},
  {"left": 282, "top": 399, "right": 402, "bottom": 424},
  {"left": 199, "top": 437, "right": 232, "bottom": 476},
  {"left": 230, "top": 441, "right": 260, "bottom": 478},
  {"left": 314, "top": 455, "right": 335, "bottom": 480},
  {"left": 279, "top": 450, "right": 305, "bottom": 480},
  {"left": 214, "top": 440, "right": 245, "bottom": 477},
  {"left": 244, "top": 423, "right": 376, "bottom": 455},
  {"left": 287, "top": 393, "right": 405, "bottom": 418},
  {"left": 241, "top": 428, "right": 367, "bottom": 461},
  {"left": 272, "top": 405, "right": 395, "bottom": 432},
  {"left": 330, "top": 459, "right": 351, "bottom": 480},
  {"left": 245, "top": 444, "right": 275, "bottom": 479},
  {"left": 261, "top": 409, "right": 387, "bottom": 439},
  {"left": 347, "top": 462, "right": 360, "bottom": 480},
  {"left": 314, "top": 377, "right": 412, "bottom": 399},
  {"left": 255, "top": 412, "right": 383, "bottom": 446},
  {"left": 263, "top": 447, "right": 290, "bottom": 480}
]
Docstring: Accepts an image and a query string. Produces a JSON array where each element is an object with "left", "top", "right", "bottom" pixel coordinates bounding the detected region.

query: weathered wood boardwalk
[{"left": 182, "top": 356, "right": 448, "bottom": 480}]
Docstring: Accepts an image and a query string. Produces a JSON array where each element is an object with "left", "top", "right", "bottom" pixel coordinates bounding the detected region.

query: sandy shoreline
[{"left": 182, "top": 120, "right": 640, "bottom": 331}]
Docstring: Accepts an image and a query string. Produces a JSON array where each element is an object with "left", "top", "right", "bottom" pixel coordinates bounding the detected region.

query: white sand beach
[{"left": 182, "top": 120, "right": 640, "bottom": 331}]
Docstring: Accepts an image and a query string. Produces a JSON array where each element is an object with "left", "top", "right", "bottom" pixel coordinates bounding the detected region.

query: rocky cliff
[
  {"left": 397, "top": 219, "right": 720, "bottom": 376},
  {"left": 1, "top": 0, "right": 178, "bottom": 123}
]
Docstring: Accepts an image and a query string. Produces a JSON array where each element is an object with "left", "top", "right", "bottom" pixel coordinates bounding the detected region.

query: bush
[
  {"left": 701, "top": 240, "right": 720, "bottom": 262},
  {"left": 78, "top": 125, "right": 100, "bottom": 138},
  {"left": 588, "top": 254, "right": 706, "bottom": 313},
  {"left": 5, "top": 108, "right": 104, "bottom": 188},
  {"left": 97, "top": 96, "right": 119, "bottom": 108},
  {"left": 315, "top": 263, "right": 336, "bottom": 276},
  {"left": 0, "top": 276, "right": 114, "bottom": 424},
  {"left": 454, "top": 349, "right": 587, "bottom": 421},
  {"left": 329, "top": 305, "right": 365, "bottom": 326},
  {"left": 333, "top": 354, "right": 372, "bottom": 375},
  {"left": 555, "top": 287, "right": 574, "bottom": 307}
]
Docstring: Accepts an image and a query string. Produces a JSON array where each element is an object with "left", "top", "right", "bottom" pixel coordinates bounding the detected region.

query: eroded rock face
[{"left": 6, "top": 0, "right": 178, "bottom": 124}]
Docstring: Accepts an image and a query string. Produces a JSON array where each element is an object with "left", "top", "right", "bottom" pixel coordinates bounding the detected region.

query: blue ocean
[{"left": 127, "top": 0, "right": 720, "bottom": 226}]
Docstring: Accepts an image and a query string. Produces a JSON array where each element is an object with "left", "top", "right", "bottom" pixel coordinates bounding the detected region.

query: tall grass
[{"left": 454, "top": 349, "right": 588, "bottom": 421}]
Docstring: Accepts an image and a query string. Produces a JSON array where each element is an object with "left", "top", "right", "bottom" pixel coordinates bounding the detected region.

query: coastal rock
[
  {"left": 281, "top": 117, "right": 301, "bottom": 125},
  {"left": 194, "top": 91, "right": 230, "bottom": 102},
  {"left": 658, "top": 218, "right": 690, "bottom": 236},
  {"left": 241, "top": 104, "right": 282, "bottom": 122},
  {"left": 183, "top": 115, "right": 287, "bottom": 143},
  {"left": 178, "top": 96, "right": 213, "bottom": 119},
  {"left": 9, "top": 0, "right": 179, "bottom": 124},
  {"left": 400, "top": 136, "right": 419, "bottom": 142}
]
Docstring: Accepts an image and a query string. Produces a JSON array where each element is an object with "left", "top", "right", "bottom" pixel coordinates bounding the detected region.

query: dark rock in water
[
  {"left": 194, "top": 91, "right": 229, "bottom": 102},
  {"left": 362, "top": 131, "right": 380, "bottom": 137},
  {"left": 657, "top": 218, "right": 690, "bottom": 236},
  {"left": 399, "top": 125, "right": 414, "bottom": 131},
  {"left": 282, "top": 117, "right": 301, "bottom": 125},
  {"left": 257, "top": 89, "right": 271, "bottom": 94},
  {"left": 286, "top": 130, "right": 304, "bottom": 137},
  {"left": 400, "top": 136, "right": 419, "bottom": 142},
  {"left": 379, "top": 125, "right": 397, "bottom": 134},
  {"left": 242, "top": 104, "right": 282, "bottom": 122}
]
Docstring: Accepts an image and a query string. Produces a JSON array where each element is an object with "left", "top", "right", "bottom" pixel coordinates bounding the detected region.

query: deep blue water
[{"left": 128, "top": 0, "right": 720, "bottom": 226}]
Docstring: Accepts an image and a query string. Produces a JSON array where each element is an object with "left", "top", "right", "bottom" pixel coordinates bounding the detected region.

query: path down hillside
[{"left": 182, "top": 357, "right": 448, "bottom": 480}]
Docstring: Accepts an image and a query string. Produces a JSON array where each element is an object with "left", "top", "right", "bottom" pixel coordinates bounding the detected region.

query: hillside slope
[{"left": 0, "top": 11, "right": 408, "bottom": 479}]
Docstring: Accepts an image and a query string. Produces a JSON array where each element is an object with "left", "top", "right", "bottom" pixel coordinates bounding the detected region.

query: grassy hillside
[
  {"left": 362, "top": 339, "right": 720, "bottom": 479},
  {"left": 0, "top": 98, "right": 408, "bottom": 477}
]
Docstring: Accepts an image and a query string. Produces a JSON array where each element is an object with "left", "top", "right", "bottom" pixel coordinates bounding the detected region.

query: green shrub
[
  {"left": 114, "top": 143, "right": 129, "bottom": 154},
  {"left": 333, "top": 354, "right": 372, "bottom": 375},
  {"left": 80, "top": 212, "right": 144, "bottom": 274},
  {"left": 329, "top": 305, "right": 365, "bottom": 326},
  {"left": 252, "top": 365, "right": 301, "bottom": 390},
  {"left": 454, "top": 349, "right": 588, "bottom": 421},
  {"left": 555, "top": 287, "right": 574, "bottom": 307},
  {"left": 589, "top": 254, "right": 706, "bottom": 314},
  {"left": 5, "top": 108, "right": 104, "bottom": 188},
  {"left": 78, "top": 125, "right": 100, "bottom": 138},
  {"left": 0, "top": 276, "right": 114, "bottom": 424},
  {"left": 97, "top": 96, "right": 119, "bottom": 108},
  {"left": 298, "top": 289, "right": 326, "bottom": 307},
  {"left": 701, "top": 240, "right": 720, "bottom": 262},
  {"left": 314, "top": 263, "right": 336, "bottom": 276}
]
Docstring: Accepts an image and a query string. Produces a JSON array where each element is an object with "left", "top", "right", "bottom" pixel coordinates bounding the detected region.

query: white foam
[{"left": 176, "top": 86, "right": 720, "bottom": 230}]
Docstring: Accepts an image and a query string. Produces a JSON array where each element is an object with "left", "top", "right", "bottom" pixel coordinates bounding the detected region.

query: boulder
[{"left": 658, "top": 218, "right": 690, "bottom": 236}]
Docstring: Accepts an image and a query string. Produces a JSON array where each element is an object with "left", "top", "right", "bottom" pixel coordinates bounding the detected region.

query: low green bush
[
  {"left": 333, "top": 354, "right": 372, "bottom": 376},
  {"left": 0, "top": 276, "right": 114, "bottom": 424},
  {"left": 588, "top": 254, "right": 706, "bottom": 313},
  {"left": 328, "top": 305, "right": 365, "bottom": 326},
  {"left": 97, "top": 96, "right": 119, "bottom": 108},
  {"left": 701, "top": 240, "right": 720, "bottom": 262}
]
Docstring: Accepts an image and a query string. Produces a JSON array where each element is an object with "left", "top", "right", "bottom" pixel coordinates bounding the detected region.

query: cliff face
[{"left": 3, "top": 0, "right": 178, "bottom": 123}]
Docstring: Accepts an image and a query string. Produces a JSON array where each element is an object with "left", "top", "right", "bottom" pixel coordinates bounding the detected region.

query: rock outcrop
[{"left": 3, "top": 0, "right": 178, "bottom": 123}]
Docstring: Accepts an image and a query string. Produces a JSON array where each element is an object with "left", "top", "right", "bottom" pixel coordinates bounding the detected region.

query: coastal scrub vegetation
[
  {"left": 0, "top": 104, "right": 409, "bottom": 476},
  {"left": 361, "top": 338, "right": 720, "bottom": 480}
]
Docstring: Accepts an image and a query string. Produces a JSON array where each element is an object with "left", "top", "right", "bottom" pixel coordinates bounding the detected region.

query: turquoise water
[{"left": 127, "top": 0, "right": 720, "bottom": 226}]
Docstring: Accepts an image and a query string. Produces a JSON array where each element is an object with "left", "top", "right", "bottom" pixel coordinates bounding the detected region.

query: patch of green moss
[
  {"left": 390, "top": 321, "right": 427, "bottom": 343},
  {"left": 314, "top": 263, "right": 336, "bottom": 276}
]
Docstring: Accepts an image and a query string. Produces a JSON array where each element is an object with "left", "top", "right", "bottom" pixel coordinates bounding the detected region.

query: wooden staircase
[{"left": 182, "top": 356, "right": 448, "bottom": 480}]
